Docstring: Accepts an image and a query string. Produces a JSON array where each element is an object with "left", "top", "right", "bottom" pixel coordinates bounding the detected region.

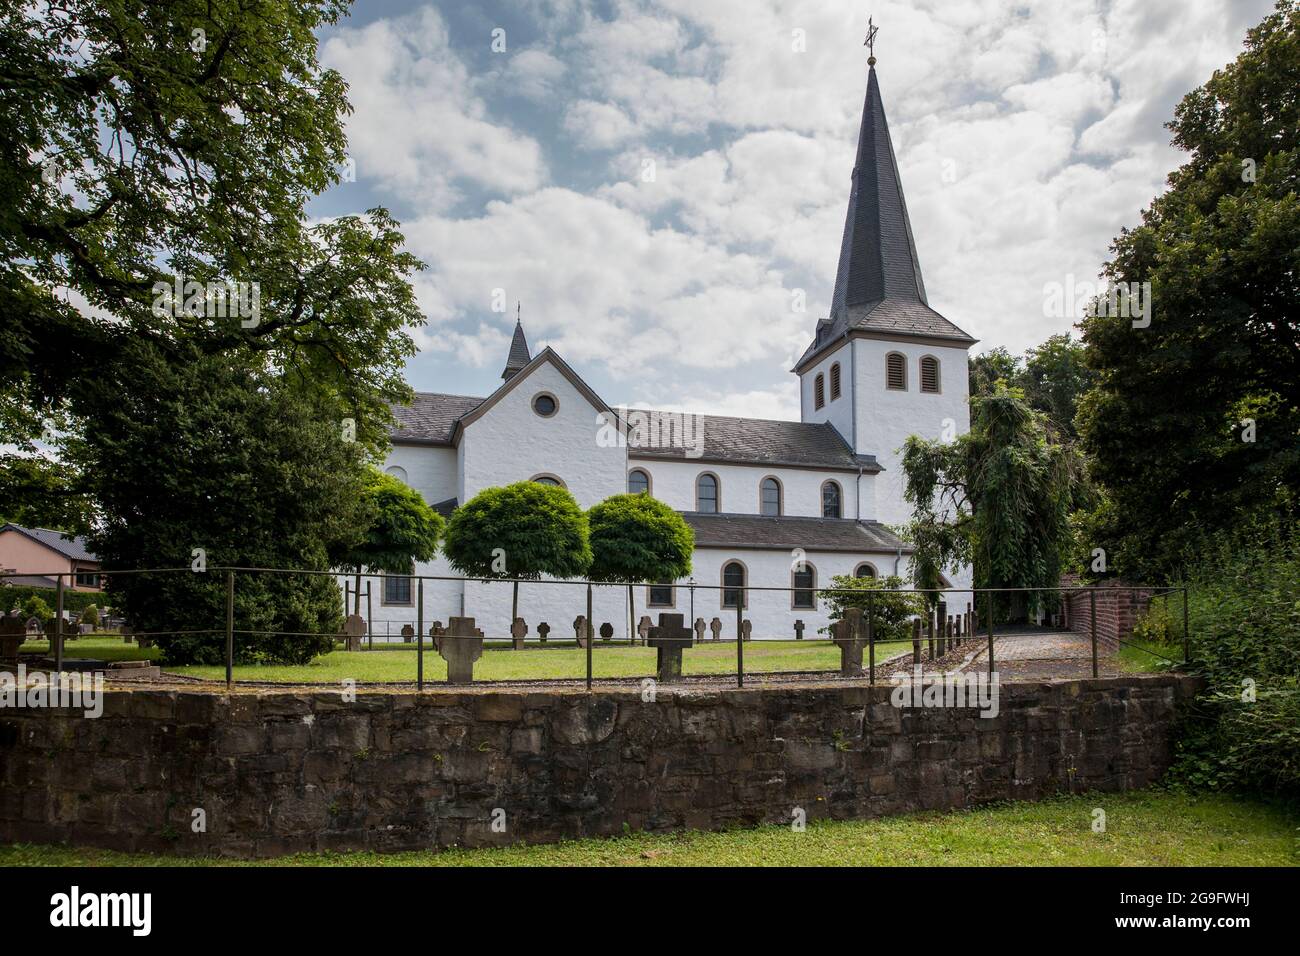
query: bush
[
  {"left": 818, "top": 575, "right": 925, "bottom": 642},
  {"left": 0, "top": 584, "right": 102, "bottom": 615},
  {"left": 1166, "top": 518, "right": 1300, "bottom": 798},
  {"left": 20, "top": 594, "right": 53, "bottom": 624},
  {"left": 79, "top": 604, "right": 99, "bottom": 629}
]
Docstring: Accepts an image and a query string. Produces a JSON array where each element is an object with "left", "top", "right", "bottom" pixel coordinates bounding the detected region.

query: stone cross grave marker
[
  {"left": 401, "top": 623, "right": 415, "bottom": 644},
  {"left": 637, "top": 615, "right": 652, "bottom": 645},
  {"left": 510, "top": 617, "right": 528, "bottom": 650},
  {"left": 121, "top": 624, "right": 134, "bottom": 644},
  {"left": 343, "top": 613, "right": 366, "bottom": 652},
  {"left": 830, "top": 607, "right": 866, "bottom": 676},
  {"left": 429, "top": 622, "right": 445, "bottom": 652},
  {"left": 647, "top": 613, "right": 693, "bottom": 682},
  {"left": 599, "top": 622, "right": 614, "bottom": 642},
  {"left": 794, "top": 619, "right": 805, "bottom": 640},
  {"left": 741, "top": 619, "right": 752, "bottom": 642},
  {"left": 537, "top": 622, "right": 550, "bottom": 644},
  {"left": 437, "top": 616, "right": 484, "bottom": 684},
  {"left": 693, "top": 618, "right": 706, "bottom": 644},
  {"left": 709, "top": 617, "right": 722, "bottom": 642}
]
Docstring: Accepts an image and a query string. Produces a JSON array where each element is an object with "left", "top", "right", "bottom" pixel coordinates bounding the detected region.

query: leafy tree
[
  {"left": 588, "top": 493, "right": 694, "bottom": 639},
  {"left": 903, "top": 384, "right": 1084, "bottom": 615},
  {"left": 818, "top": 574, "right": 924, "bottom": 642},
  {"left": 1077, "top": 1, "right": 1300, "bottom": 581},
  {"left": 969, "top": 347, "right": 1020, "bottom": 400},
  {"left": 332, "top": 468, "right": 444, "bottom": 615},
  {"left": 443, "top": 482, "right": 593, "bottom": 627},
  {"left": 0, "top": 454, "right": 93, "bottom": 533},
  {"left": 1019, "top": 334, "right": 1092, "bottom": 439},
  {"left": 1, "top": 0, "right": 424, "bottom": 521},
  {"left": 79, "top": 604, "right": 99, "bottom": 629},
  {"left": 21, "top": 594, "right": 53, "bottom": 625},
  {"left": 65, "top": 342, "right": 370, "bottom": 664}
]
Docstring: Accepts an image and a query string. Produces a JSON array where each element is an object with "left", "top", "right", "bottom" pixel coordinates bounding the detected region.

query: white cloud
[{"left": 563, "top": 100, "right": 638, "bottom": 149}]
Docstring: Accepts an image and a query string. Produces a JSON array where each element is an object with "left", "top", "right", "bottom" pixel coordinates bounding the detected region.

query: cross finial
[
  {"left": 516, "top": 301, "right": 521, "bottom": 324},
  {"left": 864, "top": 15, "right": 879, "bottom": 65}
]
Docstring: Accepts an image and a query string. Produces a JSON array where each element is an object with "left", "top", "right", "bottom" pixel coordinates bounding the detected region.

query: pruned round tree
[
  {"left": 443, "top": 482, "right": 593, "bottom": 629},
  {"left": 587, "top": 493, "right": 694, "bottom": 641},
  {"left": 333, "top": 467, "right": 445, "bottom": 615}
]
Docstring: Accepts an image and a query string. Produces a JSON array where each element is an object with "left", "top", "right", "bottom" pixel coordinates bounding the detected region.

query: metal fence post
[
  {"left": 54, "top": 574, "right": 64, "bottom": 675},
  {"left": 416, "top": 577, "right": 424, "bottom": 691},
  {"left": 985, "top": 591, "right": 994, "bottom": 677},
  {"left": 1089, "top": 589, "right": 1099, "bottom": 678},
  {"left": 366, "top": 581, "right": 373, "bottom": 651},
  {"left": 1182, "top": 586, "right": 1190, "bottom": 666},
  {"left": 225, "top": 570, "right": 235, "bottom": 690},
  {"left": 586, "top": 583, "right": 593, "bottom": 691},
  {"left": 867, "top": 591, "right": 875, "bottom": 685},
  {"left": 736, "top": 598, "right": 744, "bottom": 688}
]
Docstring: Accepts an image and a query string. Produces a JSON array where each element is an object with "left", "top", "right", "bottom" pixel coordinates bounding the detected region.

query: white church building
[{"left": 364, "top": 57, "right": 976, "bottom": 642}]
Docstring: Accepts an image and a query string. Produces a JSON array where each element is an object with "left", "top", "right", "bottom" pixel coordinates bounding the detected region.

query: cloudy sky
[{"left": 311, "top": 0, "right": 1273, "bottom": 419}]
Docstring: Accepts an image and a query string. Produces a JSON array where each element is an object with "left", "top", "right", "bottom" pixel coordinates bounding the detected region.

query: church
[{"left": 367, "top": 53, "right": 976, "bottom": 642}]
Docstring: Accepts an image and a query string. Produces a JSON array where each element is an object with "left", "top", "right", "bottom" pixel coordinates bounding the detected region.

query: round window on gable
[{"left": 532, "top": 393, "right": 558, "bottom": 417}]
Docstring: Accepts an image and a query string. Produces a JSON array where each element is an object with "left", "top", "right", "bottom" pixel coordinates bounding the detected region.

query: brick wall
[
  {"left": 1061, "top": 576, "right": 1155, "bottom": 651},
  {"left": 0, "top": 676, "right": 1198, "bottom": 858}
]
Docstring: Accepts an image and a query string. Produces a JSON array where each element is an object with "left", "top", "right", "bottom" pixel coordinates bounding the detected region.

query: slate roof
[
  {"left": 795, "top": 64, "right": 973, "bottom": 372},
  {"left": 1, "top": 524, "right": 98, "bottom": 562},
  {"left": 502, "top": 320, "right": 531, "bottom": 381},
  {"left": 682, "top": 513, "right": 910, "bottom": 553},
  {"left": 391, "top": 393, "right": 484, "bottom": 445},
  {"left": 628, "top": 412, "right": 880, "bottom": 472}
]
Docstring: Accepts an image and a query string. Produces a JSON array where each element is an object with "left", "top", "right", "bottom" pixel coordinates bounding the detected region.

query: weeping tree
[
  {"left": 587, "top": 493, "right": 694, "bottom": 642},
  {"left": 901, "top": 383, "right": 1085, "bottom": 620},
  {"left": 442, "top": 482, "right": 592, "bottom": 631},
  {"left": 332, "top": 467, "right": 445, "bottom": 615}
]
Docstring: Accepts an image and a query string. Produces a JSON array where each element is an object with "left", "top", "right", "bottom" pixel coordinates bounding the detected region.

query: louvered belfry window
[
  {"left": 829, "top": 362, "right": 842, "bottom": 400},
  {"left": 886, "top": 353, "right": 907, "bottom": 390},
  {"left": 920, "top": 356, "right": 940, "bottom": 393},
  {"left": 814, "top": 373, "right": 825, "bottom": 409}
]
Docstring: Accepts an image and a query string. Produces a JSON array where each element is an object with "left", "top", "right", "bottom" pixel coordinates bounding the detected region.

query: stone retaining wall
[{"left": 0, "top": 675, "right": 1198, "bottom": 858}]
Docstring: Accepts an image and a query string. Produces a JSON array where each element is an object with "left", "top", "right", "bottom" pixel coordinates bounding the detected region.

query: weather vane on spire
[{"left": 864, "top": 14, "right": 879, "bottom": 64}]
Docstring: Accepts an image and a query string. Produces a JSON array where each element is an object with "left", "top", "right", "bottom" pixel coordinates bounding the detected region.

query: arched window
[
  {"left": 830, "top": 362, "right": 842, "bottom": 400},
  {"left": 722, "top": 561, "right": 746, "bottom": 609},
  {"left": 855, "top": 562, "right": 877, "bottom": 579},
  {"left": 760, "top": 477, "right": 782, "bottom": 516},
  {"left": 696, "top": 473, "right": 719, "bottom": 513},
  {"left": 792, "top": 563, "right": 816, "bottom": 609},
  {"left": 886, "top": 353, "right": 907, "bottom": 390},
  {"left": 531, "top": 474, "right": 563, "bottom": 487},
  {"left": 920, "top": 355, "right": 940, "bottom": 393},
  {"left": 814, "top": 373, "right": 825, "bottom": 410},
  {"left": 384, "top": 465, "right": 408, "bottom": 484},
  {"left": 821, "top": 480, "right": 842, "bottom": 518},
  {"left": 627, "top": 469, "right": 650, "bottom": 495}
]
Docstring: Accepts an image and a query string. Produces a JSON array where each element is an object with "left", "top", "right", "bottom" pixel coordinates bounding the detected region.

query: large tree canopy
[
  {"left": 903, "top": 384, "right": 1084, "bottom": 604},
  {"left": 1077, "top": 0, "right": 1300, "bottom": 580},
  {"left": 443, "top": 482, "right": 593, "bottom": 582},
  {"left": 969, "top": 334, "right": 1093, "bottom": 439},
  {"left": 587, "top": 493, "right": 693, "bottom": 585}
]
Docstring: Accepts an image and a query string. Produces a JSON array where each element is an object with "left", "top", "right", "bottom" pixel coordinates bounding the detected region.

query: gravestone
[
  {"left": 794, "top": 619, "right": 805, "bottom": 641},
  {"left": 436, "top": 616, "right": 484, "bottom": 684},
  {"left": 573, "top": 615, "right": 590, "bottom": 648},
  {"left": 343, "top": 613, "right": 366, "bottom": 652},
  {"left": 429, "top": 622, "right": 445, "bottom": 652},
  {"left": 741, "top": 619, "right": 752, "bottom": 642},
  {"left": 537, "top": 622, "right": 550, "bottom": 644},
  {"left": 647, "top": 613, "right": 693, "bottom": 682},
  {"left": 637, "top": 615, "right": 653, "bottom": 645},
  {"left": 401, "top": 623, "right": 415, "bottom": 644},
  {"left": 510, "top": 617, "right": 528, "bottom": 650},
  {"left": 693, "top": 618, "right": 706, "bottom": 644},
  {"left": 121, "top": 624, "right": 134, "bottom": 644},
  {"left": 709, "top": 617, "right": 722, "bottom": 642},
  {"left": 0, "top": 611, "right": 24, "bottom": 663},
  {"left": 599, "top": 622, "right": 614, "bottom": 642},
  {"left": 830, "top": 607, "right": 866, "bottom": 676}
]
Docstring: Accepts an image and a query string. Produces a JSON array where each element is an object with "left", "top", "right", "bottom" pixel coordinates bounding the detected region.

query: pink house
[{"left": 0, "top": 524, "right": 102, "bottom": 591}]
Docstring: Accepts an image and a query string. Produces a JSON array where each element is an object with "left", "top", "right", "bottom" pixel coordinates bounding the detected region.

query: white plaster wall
[
  {"left": 383, "top": 444, "right": 458, "bottom": 506},
  {"left": 460, "top": 360, "right": 626, "bottom": 508},
  {"left": 798, "top": 341, "right": 853, "bottom": 445},
  {"left": 626, "top": 459, "right": 865, "bottom": 519},
  {"left": 852, "top": 337, "right": 971, "bottom": 528}
]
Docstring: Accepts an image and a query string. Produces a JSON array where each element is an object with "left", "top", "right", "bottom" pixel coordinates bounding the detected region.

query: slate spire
[
  {"left": 829, "top": 62, "right": 929, "bottom": 318},
  {"left": 501, "top": 303, "right": 531, "bottom": 381}
]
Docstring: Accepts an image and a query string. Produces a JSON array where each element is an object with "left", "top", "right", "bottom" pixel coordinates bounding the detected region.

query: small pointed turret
[{"left": 501, "top": 304, "right": 531, "bottom": 381}]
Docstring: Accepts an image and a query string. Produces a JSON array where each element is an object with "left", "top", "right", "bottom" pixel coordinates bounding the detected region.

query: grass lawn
[
  {"left": 1116, "top": 638, "right": 1184, "bottom": 673},
  {"left": 1, "top": 791, "right": 1294, "bottom": 867},
  {"left": 168, "top": 639, "right": 913, "bottom": 683},
  {"left": 18, "top": 633, "right": 159, "bottom": 664}
]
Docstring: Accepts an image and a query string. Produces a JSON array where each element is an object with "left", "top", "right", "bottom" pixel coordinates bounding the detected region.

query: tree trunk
[
  {"left": 512, "top": 579, "right": 519, "bottom": 643},
  {"left": 354, "top": 569, "right": 362, "bottom": 616},
  {"left": 628, "top": 583, "right": 636, "bottom": 645}
]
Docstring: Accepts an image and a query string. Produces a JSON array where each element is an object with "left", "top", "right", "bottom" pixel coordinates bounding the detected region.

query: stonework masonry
[{"left": 0, "top": 675, "right": 1198, "bottom": 858}]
